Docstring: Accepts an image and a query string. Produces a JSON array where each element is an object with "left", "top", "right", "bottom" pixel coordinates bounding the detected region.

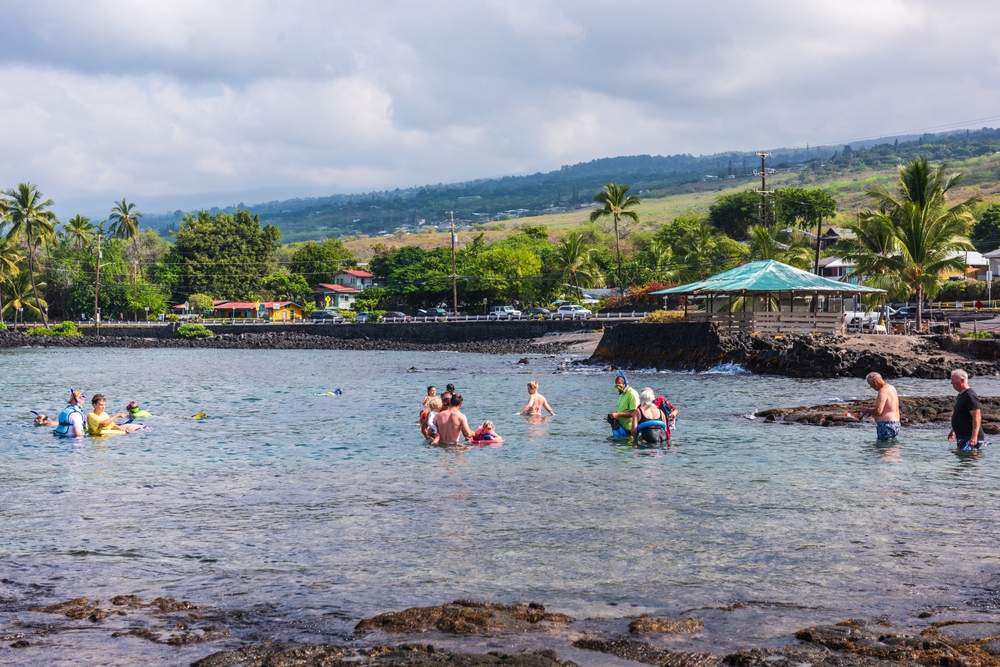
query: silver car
[{"left": 555, "top": 304, "right": 593, "bottom": 318}]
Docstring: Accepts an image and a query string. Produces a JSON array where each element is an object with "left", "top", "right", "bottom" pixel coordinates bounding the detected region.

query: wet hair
[
  {"left": 639, "top": 389, "right": 655, "bottom": 406},
  {"left": 92, "top": 393, "right": 105, "bottom": 406},
  {"left": 427, "top": 386, "right": 435, "bottom": 393},
  {"left": 527, "top": 381, "right": 538, "bottom": 392},
  {"left": 429, "top": 397, "right": 443, "bottom": 411},
  {"left": 482, "top": 421, "right": 494, "bottom": 431},
  {"left": 446, "top": 384, "right": 455, "bottom": 393},
  {"left": 450, "top": 393, "right": 463, "bottom": 407},
  {"left": 952, "top": 369, "right": 969, "bottom": 382}
]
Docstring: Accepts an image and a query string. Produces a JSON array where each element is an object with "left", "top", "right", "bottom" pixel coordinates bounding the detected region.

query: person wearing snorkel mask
[
  {"left": 53, "top": 389, "right": 86, "bottom": 437},
  {"left": 606, "top": 373, "right": 639, "bottom": 438}
]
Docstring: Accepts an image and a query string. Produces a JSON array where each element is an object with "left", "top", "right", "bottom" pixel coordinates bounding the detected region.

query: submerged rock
[
  {"left": 355, "top": 600, "right": 574, "bottom": 636},
  {"left": 629, "top": 615, "right": 704, "bottom": 634},
  {"left": 756, "top": 395, "right": 1000, "bottom": 431},
  {"left": 193, "top": 643, "right": 577, "bottom": 667}
]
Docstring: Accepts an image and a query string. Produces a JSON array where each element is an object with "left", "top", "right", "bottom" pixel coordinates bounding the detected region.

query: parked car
[
  {"left": 383, "top": 311, "right": 413, "bottom": 322},
  {"left": 555, "top": 304, "right": 593, "bottom": 318},
  {"left": 354, "top": 312, "right": 372, "bottom": 323},
  {"left": 489, "top": 305, "right": 522, "bottom": 319},
  {"left": 309, "top": 310, "right": 346, "bottom": 323},
  {"left": 420, "top": 308, "right": 450, "bottom": 318},
  {"left": 525, "top": 307, "right": 551, "bottom": 317},
  {"left": 891, "top": 306, "right": 945, "bottom": 321}
]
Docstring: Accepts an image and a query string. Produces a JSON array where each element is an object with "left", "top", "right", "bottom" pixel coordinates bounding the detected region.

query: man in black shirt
[{"left": 948, "top": 369, "right": 982, "bottom": 450}]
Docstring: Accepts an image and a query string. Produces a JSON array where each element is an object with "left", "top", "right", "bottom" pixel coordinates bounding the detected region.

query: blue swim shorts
[{"left": 876, "top": 420, "right": 900, "bottom": 441}]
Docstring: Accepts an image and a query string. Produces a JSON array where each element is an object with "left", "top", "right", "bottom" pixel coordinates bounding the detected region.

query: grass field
[{"left": 344, "top": 152, "right": 1000, "bottom": 258}]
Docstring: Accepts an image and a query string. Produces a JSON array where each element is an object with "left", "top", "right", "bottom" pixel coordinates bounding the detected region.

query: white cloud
[{"left": 1, "top": 0, "right": 1000, "bottom": 218}]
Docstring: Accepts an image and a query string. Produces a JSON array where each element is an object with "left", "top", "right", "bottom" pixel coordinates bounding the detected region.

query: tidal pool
[{"left": 1, "top": 347, "right": 999, "bottom": 665}]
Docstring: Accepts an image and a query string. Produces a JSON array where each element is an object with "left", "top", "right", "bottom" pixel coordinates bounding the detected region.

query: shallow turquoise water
[{"left": 2, "top": 348, "right": 1000, "bottom": 664}]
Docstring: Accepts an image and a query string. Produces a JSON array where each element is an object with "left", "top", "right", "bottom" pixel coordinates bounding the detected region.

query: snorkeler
[
  {"left": 53, "top": 389, "right": 86, "bottom": 438},
  {"left": 32, "top": 411, "right": 55, "bottom": 426},
  {"left": 606, "top": 372, "right": 638, "bottom": 438}
]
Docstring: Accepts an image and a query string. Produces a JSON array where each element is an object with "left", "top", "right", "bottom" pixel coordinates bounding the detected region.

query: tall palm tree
[
  {"left": 64, "top": 214, "right": 95, "bottom": 250},
  {"left": 854, "top": 158, "right": 978, "bottom": 329},
  {"left": 590, "top": 183, "right": 641, "bottom": 290},
  {"left": 0, "top": 235, "right": 20, "bottom": 325},
  {"left": 4, "top": 183, "right": 56, "bottom": 325},
  {"left": 552, "top": 231, "right": 602, "bottom": 296},
  {"left": 109, "top": 199, "right": 142, "bottom": 273}
]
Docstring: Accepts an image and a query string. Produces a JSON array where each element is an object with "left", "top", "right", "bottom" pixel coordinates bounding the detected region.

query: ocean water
[{"left": 1, "top": 347, "right": 1000, "bottom": 665}]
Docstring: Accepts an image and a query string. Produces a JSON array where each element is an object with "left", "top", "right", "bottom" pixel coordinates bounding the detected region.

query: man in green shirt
[{"left": 607, "top": 373, "right": 639, "bottom": 438}]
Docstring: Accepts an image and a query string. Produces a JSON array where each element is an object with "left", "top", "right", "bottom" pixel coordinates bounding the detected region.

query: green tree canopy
[
  {"left": 288, "top": 239, "right": 356, "bottom": 285},
  {"left": 971, "top": 203, "right": 1000, "bottom": 252},
  {"left": 774, "top": 187, "right": 837, "bottom": 230},
  {"left": 708, "top": 191, "right": 760, "bottom": 239}
]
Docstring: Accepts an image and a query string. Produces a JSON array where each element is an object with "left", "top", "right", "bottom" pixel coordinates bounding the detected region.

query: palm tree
[
  {"left": 552, "top": 231, "right": 603, "bottom": 296},
  {"left": 671, "top": 219, "right": 747, "bottom": 283},
  {"left": 109, "top": 199, "right": 142, "bottom": 275},
  {"left": 4, "top": 183, "right": 56, "bottom": 325},
  {"left": 852, "top": 158, "right": 978, "bottom": 329},
  {"left": 0, "top": 235, "right": 20, "bottom": 325},
  {"left": 747, "top": 225, "right": 813, "bottom": 270},
  {"left": 3, "top": 269, "right": 47, "bottom": 323},
  {"left": 590, "top": 183, "right": 641, "bottom": 290},
  {"left": 64, "top": 214, "right": 95, "bottom": 250}
]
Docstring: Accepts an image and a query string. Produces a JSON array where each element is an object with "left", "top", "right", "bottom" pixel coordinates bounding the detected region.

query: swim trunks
[
  {"left": 956, "top": 438, "right": 981, "bottom": 451},
  {"left": 876, "top": 420, "right": 900, "bottom": 441}
]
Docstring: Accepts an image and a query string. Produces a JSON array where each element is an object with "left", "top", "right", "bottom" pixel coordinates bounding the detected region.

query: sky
[{"left": 1, "top": 0, "right": 999, "bottom": 219}]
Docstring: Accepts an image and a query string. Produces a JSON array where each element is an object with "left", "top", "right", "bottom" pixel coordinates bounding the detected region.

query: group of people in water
[
  {"left": 861, "top": 368, "right": 985, "bottom": 450},
  {"left": 418, "top": 374, "right": 681, "bottom": 446},
  {"left": 38, "top": 389, "right": 150, "bottom": 437}
]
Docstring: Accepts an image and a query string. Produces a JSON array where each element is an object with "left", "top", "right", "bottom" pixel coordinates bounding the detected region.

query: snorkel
[{"left": 616, "top": 371, "right": 628, "bottom": 393}]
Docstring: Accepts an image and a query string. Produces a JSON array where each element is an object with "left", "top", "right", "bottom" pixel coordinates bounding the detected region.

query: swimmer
[
  {"left": 606, "top": 373, "right": 639, "bottom": 438},
  {"left": 472, "top": 420, "right": 501, "bottom": 442},
  {"left": 433, "top": 393, "right": 474, "bottom": 445},
  {"left": 125, "top": 401, "right": 153, "bottom": 421},
  {"left": 33, "top": 412, "right": 56, "bottom": 426},
  {"left": 54, "top": 389, "right": 86, "bottom": 437},
  {"left": 858, "top": 372, "right": 900, "bottom": 441},
  {"left": 87, "top": 394, "right": 144, "bottom": 435},
  {"left": 422, "top": 386, "right": 437, "bottom": 407},
  {"left": 632, "top": 389, "right": 669, "bottom": 444},
  {"left": 422, "top": 397, "right": 443, "bottom": 439},
  {"left": 518, "top": 381, "right": 555, "bottom": 416},
  {"left": 641, "top": 387, "right": 678, "bottom": 434}
]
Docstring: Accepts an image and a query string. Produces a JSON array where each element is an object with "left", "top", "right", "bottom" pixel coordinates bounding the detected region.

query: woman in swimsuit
[
  {"left": 518, "top": 381, "right": 555, "bottom": 416},
  {"left": 631, "top": 389, "right": 669, "bottom": 444}
]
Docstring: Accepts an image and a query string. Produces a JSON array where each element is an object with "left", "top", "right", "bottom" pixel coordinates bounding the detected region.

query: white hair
[
  {"left": 639, "top": 389, "right": 655, "bottom": 406},
  {"left": 865, "top": 372, "right": 882, "bottom": 384},
  {"left": 951, "top": 369, "right": 969, "bottom": 381}
]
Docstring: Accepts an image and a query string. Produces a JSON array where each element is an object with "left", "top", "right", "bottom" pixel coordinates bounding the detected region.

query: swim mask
[{"left": 127, "top": 401, "right": 139, "bottom": 414}]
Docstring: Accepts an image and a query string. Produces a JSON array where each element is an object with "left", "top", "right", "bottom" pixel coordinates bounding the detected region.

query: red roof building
[{"left": 312, "top": 283, "right": 361, "bottom": 310}]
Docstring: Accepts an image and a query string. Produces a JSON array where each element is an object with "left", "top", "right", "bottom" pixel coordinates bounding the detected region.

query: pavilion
[{"left": 650, "top": 260, "right": 885, "bottom": 334}]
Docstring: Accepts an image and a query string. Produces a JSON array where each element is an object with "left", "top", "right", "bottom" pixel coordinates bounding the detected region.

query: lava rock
[{"left": 354, "top": 600, "right": 574, "bottom": 637}]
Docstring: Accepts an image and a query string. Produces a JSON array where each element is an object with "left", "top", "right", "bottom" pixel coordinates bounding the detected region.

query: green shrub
[
  {"left": 0, "top": 322, "right": 7, "bottom": 332},
  {"left": 177, "top": 323, "right": 214, "bottom": 339},
  {"left": 22, "top": 321, "right": 82, "bottom": 337},
  {"left": 24, "top": 327, "right": 54, "bottom": 336},
  {"left": 962, "top": 330, "right": 994, "bottom": 339},
  {"left": 166, "top": 313, "right": 180, "bottom": 322}
]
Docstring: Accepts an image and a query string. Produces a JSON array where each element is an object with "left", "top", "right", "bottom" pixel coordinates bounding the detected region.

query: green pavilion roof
[{"left": 650, "top": 260, "right": 885, "bottom": 295}]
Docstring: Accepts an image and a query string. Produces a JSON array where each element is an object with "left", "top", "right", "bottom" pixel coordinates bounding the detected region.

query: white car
[
  {"left": 555, "top": 304, "right": 593, "bottom": 318},
  {"left": 489, "top": 305, "right": 522, "bottom": 319}
]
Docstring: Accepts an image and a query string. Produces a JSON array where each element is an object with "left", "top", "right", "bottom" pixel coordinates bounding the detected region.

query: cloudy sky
[{"left": 1, "top": 0, "right": 999, "bottom": 218}]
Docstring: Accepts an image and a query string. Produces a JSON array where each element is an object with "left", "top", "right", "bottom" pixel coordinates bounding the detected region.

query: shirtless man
[
  {"left": 433, "top": 393, "right": 474, "bottom": 445},
  {"left": 518, "top": 381, "right": 555, "bottom": 416},
  {"left": 858, "top": 372, "right": 900, "bottom": 441}
]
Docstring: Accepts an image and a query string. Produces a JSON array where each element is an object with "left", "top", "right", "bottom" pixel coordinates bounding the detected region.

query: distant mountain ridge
[{"left": 141, "top": 127, "right": 1000, "bottom": 243}]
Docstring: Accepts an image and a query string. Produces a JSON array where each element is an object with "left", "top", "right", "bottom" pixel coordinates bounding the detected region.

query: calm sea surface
[{"left": 2, "top": 347, "right": 1000, "bottom": 665}]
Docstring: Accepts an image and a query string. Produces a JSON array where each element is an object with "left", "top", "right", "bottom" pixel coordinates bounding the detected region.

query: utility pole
[
  {"left": 94, "top": 233, "right": 102, "bottom": 334},
  {"left": 450, "top": 211, "right": 458, "bottom": 316},
  {"left": 814, "top": 212, "right": 823, "bottom": 276},
  {"left": 754, "top": 152, "right": 773, "bottom": 227}
]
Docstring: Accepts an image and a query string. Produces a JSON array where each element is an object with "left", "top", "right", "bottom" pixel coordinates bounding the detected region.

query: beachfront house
[
  {"left": 816, "top": 256, "right": 858, "bottom": 283},
  {"left": 213, "top": 301, "right": 304, "bottom": 321},
  {"left": 333, "top": 269, "right": 378, "bottom": 290},
  {"left": 311, "top": 283, "right": 360, "bottom": 310}
]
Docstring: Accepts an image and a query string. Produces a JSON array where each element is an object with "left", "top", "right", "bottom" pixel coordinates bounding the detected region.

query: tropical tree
[
  {"left": 4, "top": 183, "right": 56, "bottom": 325},
  {"left": 63, "top": 214, "right": 95, "bottom": 250},
  {"left": 660, "top": 216, "right": 747, "bottom": 283},
  {"left": 746, "top": 225, "right": 813, "bottom": 270},
  {"left": 850, "top": 158, "right": 978, "bottom": 328},
  {"left": 0, "top": 235, "right": 20, "bottom": 325},
  {"left": 108, "top": 199, "right": 142, "bottom": 273},
  {"left": 590, "top": 182, "right": 641, "bottom": 290},
  {"left": 552, "top": 231, "right": 602, "bottom": 296},
  {"left": 3, "top": 269, "right": 47, "bottom": 322}
]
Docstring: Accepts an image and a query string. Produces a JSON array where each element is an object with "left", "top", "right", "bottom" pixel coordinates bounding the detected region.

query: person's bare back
[
  {"left": 862, "top": 372, "right": 899, "bottom": 422},
  {"left": 518, "top": 381, "right": 554, "bottom": 416},
  {"left": 433, "top": 394, "right": 474, "bottom": 444}
]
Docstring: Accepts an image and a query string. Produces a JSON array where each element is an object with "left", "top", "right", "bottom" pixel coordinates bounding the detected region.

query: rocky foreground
[
  {"left": 12, "top": 597, "right": 1000, "bottom": 667},
  {"left": 755, "top": 395, "right": 1000, "bottom": 433}
]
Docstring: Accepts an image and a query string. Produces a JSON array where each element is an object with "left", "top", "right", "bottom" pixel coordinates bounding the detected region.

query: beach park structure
[
  {"left": 212, "top": 301, "right": 304, "bottom": 321},
  {"left": 652, "top": 260, "right": 884, "bottom": 334}
]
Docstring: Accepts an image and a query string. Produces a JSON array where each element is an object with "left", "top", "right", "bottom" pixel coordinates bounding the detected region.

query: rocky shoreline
[
  {"left": 13, "top": 596, "right": 1000, "bottom": 667},
  {"left": 589, "top": 322, "right": 1000, "bottom": 378},
  {"left": 0, "top": 331, "right": 577, "bottom": 355},
  {"left": 754, "top": 395, "right": 1000, "bottom": 433}
]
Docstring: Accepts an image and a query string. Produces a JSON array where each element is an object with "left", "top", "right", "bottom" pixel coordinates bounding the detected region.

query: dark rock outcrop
[
  {"left": 354, "top": 601, "right": 574, "bottom": 637},
  {"left": 629, "top": 615, "right": 704, "bottom": 634},
  {"left": 572, "top": 638, "right": 723, "bottom": 667}
]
